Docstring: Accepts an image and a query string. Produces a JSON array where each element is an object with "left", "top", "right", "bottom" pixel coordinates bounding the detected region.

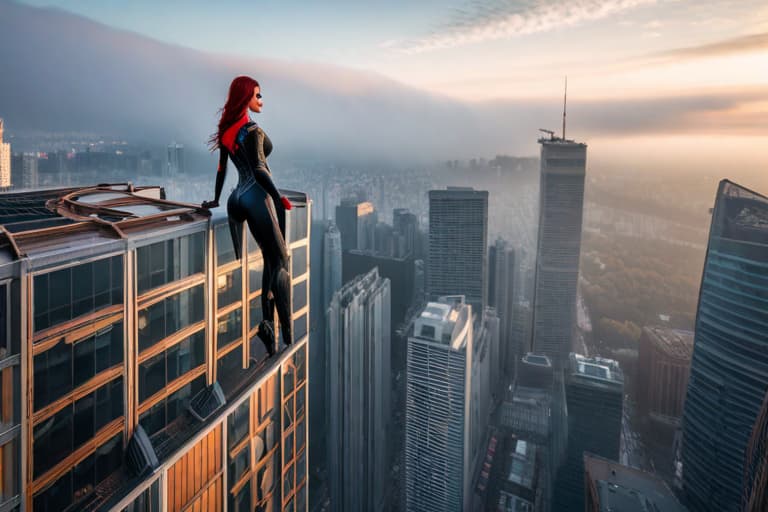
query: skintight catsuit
[{"left": 212, "top": 118, "right": 291, "bottom": 355}]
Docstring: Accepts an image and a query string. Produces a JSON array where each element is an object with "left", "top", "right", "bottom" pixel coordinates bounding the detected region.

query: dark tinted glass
[
  {"left": 227, "top": 400, "right": 250, "bottom": 451},
  {"left": 34, "top": 321, "right": 123, "bottom": 411},
  {"left": 248, "top": 258, "right": 263, "bottom": 294},
  {"left": 249, "top": 298, "right": 263, "bottom": 331},
  {"left": 217, "top": 344, "right": 243, "bottom": 377},
  {"left": 216, "top": 223, "right": 237, "bottom": 266},
  {"left": 217, "top": 308, "right": 242, "bottom": 350},
  {"left": 138, "top": 285, "right": 204, "bottom": 351},
  {"left": 139, "top": 331, "right": 205, "bottom": 403},
  {"left": 292, "top": 281, "right": 307, "bottom": 312},
  {"left": 217, "top": 268, "right": 242, "bottom": 309},
  {"left": 291, "top": 245, "right": 307, "bottom": 277},
  {"left": 136, "top": 232, "right": 205, "bottom": 294},
  {"left": 34, "top": 256, "right": 123, "bottom": 332}
]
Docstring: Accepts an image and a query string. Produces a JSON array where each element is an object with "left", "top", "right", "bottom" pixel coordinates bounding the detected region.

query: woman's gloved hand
[
  {"left": 280, "top": 196, "right": 293, "bottom": 210},
  {"left": 201, "top": 200, "right": 219, "bottom": 209}
]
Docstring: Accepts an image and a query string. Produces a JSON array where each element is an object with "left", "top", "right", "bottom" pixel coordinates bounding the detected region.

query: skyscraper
[
  {"left": 681, "top": 180, "right": 768, "bottom": 512},
  {"left": 166, "top": 142, "right": 184, "bottom": 177},
  {"left": 405, "top": 297, "right": 474, "bottom": 512},
  {"left": 335, "top": 198, "right": 376, "bottom": 252},
  {"left": 553, "top": 354, "right": 624, "bottom": 511},
  {"left": 488, "top": 238, "right": 516, "bottom": 378},
  {"left": 0, "top": 183, "right": 311, "bottom": 511},
  {"left": 323, "top": 222, "right": 343, "bottom": 308},
  {"left": 327, "top": 268, "right": 391, "bottom": 512},
  {"left": 427, "top": 187, "right": 489, "bottom": 315},
  {"left": 11, "top": 152, "right": 38, "bottom": 189},
  {"left": 530, "top": 136, "right": 587, "bottom": 367},
  {"left": 0, "top": 119, "right": 10, "bottom": 188}
]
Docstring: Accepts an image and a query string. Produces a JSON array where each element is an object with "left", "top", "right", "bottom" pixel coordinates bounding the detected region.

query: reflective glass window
[
  {"left": 291, "top": 246, "right": 307, "bottom": 278},
  {"left": 292, "top": 281, "right": 307, "bottom": 313},
  {"left": 139, "top": 331, "right": 205, "bottom": 403},
  {"left": 136, "top": 232, "right": 205, "bottom": 294},
  {"left": 227, "top": 400, "right": 250, "bottom": 451},
  {"left": 138, "top": 285, "right": 204, "bottom": 352},
  {"left": 138, "top": 375, "right": 205, "bottom": 437},
  {"left": 216, "top": 223, "right": 237, "bottom": 266},
  {"left": 217, "top": 344, "right": 243, "bottom": 377},
  {"left": 0, "top": 438, "right": 19, "bottom": 504},
  {"left": 250, "top": 298, "right": 263, "bottom": 331},
  {"left": 248, "top": 258, "right": 263, "bottom": 294},
  {"left": 0, "top": 365, "right": 20, "bottom": 432},
  {"left": 293, "top": 314, "right": 307, "bottom": 342},
  {"left": 34, "top": 256, "right": 123, "bottom": 332},
  {"left": 229, "top": 445, "right": 250, "bottom": 489},
  {"left": 217, "top": 268, "right": 242, "bottom": 309},
  {"left": 217, "top": 308, "right": 242, "bottom": 350}
]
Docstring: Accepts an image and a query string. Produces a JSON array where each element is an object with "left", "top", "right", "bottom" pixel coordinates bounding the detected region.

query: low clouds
[
  {"left": 647, "top": 31, "right": 768, "bottom": 62},
  {"left": 387, "top": 0, "right": 657, "bottom": 54}
]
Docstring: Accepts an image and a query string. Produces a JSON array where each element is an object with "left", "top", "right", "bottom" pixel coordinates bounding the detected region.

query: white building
[
  {"left": 0, "top": 119, "right": 11, "bottom": 188},
  {"left": 327, "top": 267, "right": 391, "bottom": 512}
]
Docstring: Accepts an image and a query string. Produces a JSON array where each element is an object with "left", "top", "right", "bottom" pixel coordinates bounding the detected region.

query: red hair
[{"left": 210, "top": 76, "right": 259, "bottom": 150}]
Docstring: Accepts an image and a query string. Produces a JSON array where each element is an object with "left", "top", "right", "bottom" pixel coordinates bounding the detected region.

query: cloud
[
  {"left": 386, "top": 0, "right": 657, "bottom": 54},
  {"left": 648, "top": 31, "right": 768, "bottom": 61}
]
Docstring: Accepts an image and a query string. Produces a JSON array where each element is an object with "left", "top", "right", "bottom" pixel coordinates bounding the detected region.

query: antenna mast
[{"left": 562, "top": 76, "right": 567, "bottom": 140}]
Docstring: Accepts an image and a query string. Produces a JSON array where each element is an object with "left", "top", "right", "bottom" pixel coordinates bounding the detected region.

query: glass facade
[
  {"left": 0, "top": 187, "right": 309, "bottom": 511},
  {"left": 682, "top": 181, "right": 768, "bottom": 512}
]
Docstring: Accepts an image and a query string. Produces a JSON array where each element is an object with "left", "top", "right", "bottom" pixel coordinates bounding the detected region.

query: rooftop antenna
[
  {"left": 562, "top": 76, "right": 567, "bottom": 141},
  {"left": 538, "top": 128, "right": 555, "bottom": 140}
]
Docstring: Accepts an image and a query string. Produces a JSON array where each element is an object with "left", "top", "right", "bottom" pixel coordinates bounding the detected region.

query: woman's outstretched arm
[{"left": 202, "top": 150, "right": 228, "bottom": 208}]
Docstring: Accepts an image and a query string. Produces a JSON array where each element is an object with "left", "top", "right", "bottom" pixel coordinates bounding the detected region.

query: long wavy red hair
[{"left": 209, "top": 76, "right": 259, "bottom": 149}]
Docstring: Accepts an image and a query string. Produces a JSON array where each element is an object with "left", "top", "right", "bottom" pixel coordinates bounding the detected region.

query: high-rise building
[
  {"left": 583, "top": 453, "right": 686, "bottom": 511},
  {"left": 637, "top": 326, "right": 693, "bottom": 425},
  {"left": 392, "top": 208, "right": 418, "bottom": 258},
  {"left": 489, "top": 238, "right": 516, "bottom": 378},
  {"left": 0, "top": 183, "right": 311, "bottom": 511},
  {"left": 327, "top": 268, "right": 391, "bottom": 512},
  {"left": 681, "top": 180, "right": 768, "bottom": 512},
  {"left": 323, "top": 223, "right": 343, "bottom": 308},
  {"left": 554, "top": 354, "right": 624, "bottom": 511},
  {"left": 427, "top": 187, "right": 489, "bottom": 314},
  {"left": 11, "top": 152, "right": 38, "bottom": 189},
  {"left": 335, "top": 198, "right": 376, "bottom": 252},
  {"left": 166, "top": 143, "right": 184, "bottom": 177},
  {"left": 405, "top": 297, "right": 474, "bottom": 512},
  {"left": 530, "top": 136, "right": 587, "bottom": 367},
  {"left": 743, "top": 389, "right": 768, "bottom": 512},
  {"left": 0, "top": 119, "right": 11, "bottom": 188}
]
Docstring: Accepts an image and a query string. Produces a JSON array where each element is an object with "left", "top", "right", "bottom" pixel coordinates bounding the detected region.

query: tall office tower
[
  {"left": 744, "top": 390, "right": 768, "bottom": 512},
  {"left": 530, "top": 135, "right": 587, "bottom": 367},
  {"left": 583, "top": 454, "right": 686, "bottom": 512},
  {"left": 471, "top": 308, "right": 498, "bottom": 461},
  {"left": 335, "top": 198, "right": 376, "bottom": 252},
  {"left": 405, "top": 297, "right": 474, "bottom": 512},
  {"left": 11, "top": 152, "right": 38, "bottom": 189},
  {"left": 427, "top": 187, "right": 489, "bottom": 315},
  {"left": 327, "top": 268, "right": 391, "bottom": 512},
  {"left": 553, "top": 354, "right": 624, "bottom": 511},
  {"left": 681, "top": 180, "right": 768, "bottom": 512},
  {"left": 166, "top": 143, "right": 184, "bottom": 177},
  {"left": 488, "top": 238, "right": 516, "bottom": 378},
  {"left": 0, "top": 183, "right": 311, "bottom": 511},
  {"left": 323, "top": 223, "right": 343, "bottom": 308},
  {"left": 0, "top": 119, "right": 10, "bottom": 188},
  {"left": 393, "top": 208, "right": 418, "bottom": 258}
]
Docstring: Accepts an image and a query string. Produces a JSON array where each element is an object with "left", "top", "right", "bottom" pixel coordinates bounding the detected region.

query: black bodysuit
[{"left": 213, "top": 121, "right": 291, "bottom": 353}]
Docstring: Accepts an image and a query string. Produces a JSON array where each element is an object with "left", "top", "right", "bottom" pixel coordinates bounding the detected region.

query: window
[
  {"left": 34, "top": 256, "right": 123, "bottom": 332},
  {"left": 227, "top": 400, "right": 250, "bottom": 451},
  {"left": 138, "top": 331, "right": 205, "bottom": 402},
  {"left": 229, "top": 445, "right": 250, "bottom": 488},
  {"left": 248, "top": 258, "right": 264, "bottom": 294},
  {"left": 292, "top": 281, "right": 307, "bottom": 313},
  {"left": 250, "top": 298, "right": 263, "bottom": 332},
  {"left": 229, "top": 480, "right": 251, "bottom": 512},
  {"left": 217, "top": 309, "right": 242, "bottom": 350},
  {"left": 217, "top": 268, "right": 242, "bottom": 309},
  {"left": 33, "top": 378, "right": 123, "bottom": 478},
  {"left": 33, "top": 433, "right": 123, "bottom": 512},
  {"left": 138, "top": 375, "right": 205, "bottom": 437},
  {"left": 121, "top": 479, "right": 160, "bottom": 512},
  {"left": 217, "top": 344, "right": 243, "bottom": 376},
  {"left": 293, "top": 314, "right": 307, "bottom": 342},
  {"left": 138, "top": 285, "right": 204, "bottom": 352},
  {"left": 289, "top": 207, "right": 308, "bottom": 242},
  {"left": 291, "top": 246, "right": 307, "bottom": 278},
  {"left": 34, "top": 322, "right": 123, "bottom": 411},
  {"left": 216, "top": 223, "right": 237, "bottom": 266},
  {"left": 136, "top": 232, "right": 205, "bottom": 294}
]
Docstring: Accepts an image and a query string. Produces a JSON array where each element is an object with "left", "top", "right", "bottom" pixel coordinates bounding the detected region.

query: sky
[
  {"left": 16, "top": 0, "right": 768, "bottom": 101},
  {"left": 9, "top": 0, "right": 768, "bottom": 184}
]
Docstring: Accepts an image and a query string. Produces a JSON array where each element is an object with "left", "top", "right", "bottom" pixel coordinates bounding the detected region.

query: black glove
[{"left": 201, "top": 200, "right": 219, "bottom": 209}]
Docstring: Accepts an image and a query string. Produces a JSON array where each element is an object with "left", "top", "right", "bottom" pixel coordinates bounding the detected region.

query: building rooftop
[
  {"left": 569, "top": 353, "right": 624, "bottom": 385},
  {"left": 412, "top": 296, "right": 470, "bottom": 349},
  {"left": 644, "top": 326, "right": 694, "bottom": 360},
  {"left": 522, "top": 353, "right": 552, "bottom": 368},
  {"left": 584, "top": 453, "right": 687, "bottom": 512}
]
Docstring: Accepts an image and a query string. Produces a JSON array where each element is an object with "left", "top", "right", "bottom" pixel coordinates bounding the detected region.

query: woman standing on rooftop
[{"left": 202, "top": 75, "right": 292, "bottom": 356}]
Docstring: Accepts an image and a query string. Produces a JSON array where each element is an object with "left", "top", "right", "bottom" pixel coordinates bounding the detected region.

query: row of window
[
  {"left": 138, "top": 285, "right": 204, "bottom": 352},
  {"left": 34, "top": 321, "right": 123, "bottom": 411},
  {"left": 139, "top": 374, "right": 206, "bottom": 438},
  {"left": 136, "top": 232, "right": 205, "bottom": 295}
]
